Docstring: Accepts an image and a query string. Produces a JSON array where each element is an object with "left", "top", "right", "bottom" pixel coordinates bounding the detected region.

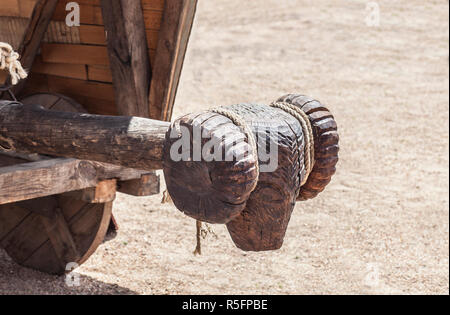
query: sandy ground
[{"left": 1, "top": 0, "right": 449, "bottom": 295}]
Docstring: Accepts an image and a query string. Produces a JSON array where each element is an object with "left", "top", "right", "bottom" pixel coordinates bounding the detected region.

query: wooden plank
[
  {"left": 45, "top": 75, "right": 114, "bottom": 101},
  {"left": 0, "top": 203, "right": 30, "bottom": 241},
  {"left": 0, "top": 17, "right": 30, "bottom": 50},
  {"left": 143, "top": 9, "right": 163, "bottom": 30},
  {"left": 52, "top": 2, "right": 103, "bottom": 25},
  {"left": 101, "top": 0, "right": 151, "bottom": 117},
  {"left": 80, "top": 96, "right": 118, "bottom": 115},
  {"left": 3, "top": 0, "right": 59, "bottom": 97},
  {"left": 19, "top": 0, "right": 39, "bottom": 18},
  {"left": 40, "top": 43, "right": 109, "bottom": 65},
  {"left": 44, "top": 20, "right": 80, "bottom": 44},
  {"left": 87, "top": 65, "right": 111, "bottom": 83},
  {"left": 0, "top": 1, "right": 20, "bottom": 17},
  {"left": 0, "top": 159, "right": 98, "bottom": 205},
  {"left": 141, "top": 0, "right": 165, "bottom": 11},
  {"left": 40, "top": 205, "right": 82, "bottom": 264},
  {"left": 19, "top": 72, "right": 50, "bottom": 94},
  {"left": 0, "top": 212, "right": 47, "bottom": 263},
  {"left": 118, "top": 172, "right": 160, "bottom": 196},
  {"left": 79, "top": 24, "right": 106, "bottom": 45},
  {"left": 33, "top": 56, "right": 88, "bottom": 80},
  {"left": 0, "top": 155, "right": 157, "bottom": 205},
  {"left": 146, "top": 29, "right": 159, "bottom": 50},
  {"left": 149, "top": 0, "right": 197, "bottom": 120},
  {"left": 81, "top": 179, "right": 116, "bottom": 203}
]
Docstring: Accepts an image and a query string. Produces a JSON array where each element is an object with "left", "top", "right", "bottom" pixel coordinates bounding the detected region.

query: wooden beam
[
  {"left": 81, "top": 179, "right": 117, "bottom": 203},
  {"left": 0, "top": 101, "right": 169, "bottom": 171},
  {"left": 0, "top": 156, "right": 158, "bottom": 205},
  {"left": 149, "top": 0, "right": 198, "bottom": 121},
  {"left": 117, "top": 172, "right": 160, "bottom": 196},
  {"left": 3, "top": 0, "right": 59, "bottom": 97},
  {"left": 0, "top": 158, "right": 98, "bottom": 205},
  {"left": 101, "top": 0, "right": 151, "bottom": 117}
]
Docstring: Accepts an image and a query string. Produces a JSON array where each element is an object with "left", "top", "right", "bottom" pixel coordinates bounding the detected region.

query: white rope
[
  {"left": 0, "top": 42, "right": 28, "bottom": 85},
  {"left": 270, "top": 102, "right": 315, "bottom": 186}
]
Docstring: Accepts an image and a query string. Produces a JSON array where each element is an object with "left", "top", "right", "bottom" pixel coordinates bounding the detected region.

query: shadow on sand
[{"left": 0, "top": 250, "right": 137, "bottom": 295}]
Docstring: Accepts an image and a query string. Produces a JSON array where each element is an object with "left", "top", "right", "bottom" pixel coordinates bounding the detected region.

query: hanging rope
[
  {"left": 270, "top": 101, "right": 315, "bottom": 186},
  {"left": 0, "top": 42, "right": 28, "bottom": 86}
]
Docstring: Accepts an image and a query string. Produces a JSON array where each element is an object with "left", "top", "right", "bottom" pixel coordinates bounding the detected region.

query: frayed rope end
[{"left": 0, "top": 42, "right": 28, "bottom": 86}]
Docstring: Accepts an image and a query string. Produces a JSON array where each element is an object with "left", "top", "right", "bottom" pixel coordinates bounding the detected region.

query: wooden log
[
  {"left": 0, "top": 100, "right": 169, "bottom": 170},
  {"left": 149, "top": 0, "right": 198, "bottom": 120},
  {"left": 101, "top": 0, "right": 151, "bottom": 117},
  {"left": 3, "top": 0, "right": 59, "bottom": 97}
]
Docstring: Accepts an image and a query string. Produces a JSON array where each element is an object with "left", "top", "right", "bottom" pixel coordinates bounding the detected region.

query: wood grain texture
[
  {"left": 0, "top": 94, "right": 155, "bottom": 205},
  {"left": 0, "top": 100, "right": 170, "bottom": 170},
  {"left": 0, "top": 91, "right": 114, "bottom": 274},
  {"left": 277, "top": 94, "right": 339, "bottom": 200},
  {"left": 2, "top": 0, "right": 58, "bottom": 97},
  {"left": 81, "top": 179, "right": 117, "bottom": 203},
  {"left": 224, "top": 104, "right": 304, "bottom": 251},
  {"left": 117, "top": 172, "right": 160, "bottom": 196},
  {"left": 0, "top": 196, "right": 113, "bottom": 274},
  {"left": 0, "top": 158, "right": 100, "bottom": 205},
  {"left": 163, "top": 110, "right": 259, "bottom": 224},
  {"left": 101, "top": 0, "right": 151, "bottom": 117},
  {"left": 149, "top": 0, "right": 197, "bottom": 120}
]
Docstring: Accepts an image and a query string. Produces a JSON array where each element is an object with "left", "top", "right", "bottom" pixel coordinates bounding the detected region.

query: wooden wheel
[{"left": 0, "top": 93, "right": 114, "bottom": 275}]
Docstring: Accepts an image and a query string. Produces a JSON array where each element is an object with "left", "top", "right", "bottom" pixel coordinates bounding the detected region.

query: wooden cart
[
  {"left": 1, "top": 0, "right": 340, "bottom": 276},
  {"left": 0, "top": 0, "right": 197, "bottom": 274}
]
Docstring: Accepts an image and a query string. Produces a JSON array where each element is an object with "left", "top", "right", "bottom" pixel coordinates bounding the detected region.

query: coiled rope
[
  {"left": 211, "top": 107, "right": 260, "bottom": 186},
  {"left": 270, "top": 101, "right": 315, "bottom": 186},
  {"left": 0, "top": 42, "right": 28, "bottom": 85}
]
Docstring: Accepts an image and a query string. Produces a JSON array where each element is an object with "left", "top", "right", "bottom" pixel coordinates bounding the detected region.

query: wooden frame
[
  {"left": 1, "top": 0, "right": 198, "bottom": 200},
  {"left": 0, "top": 153, "right": 160, "bottom": 205},
  {"left": 0, "top": 0, "right": 197, "bottom": 275},
  {"left": 100, "top": 0, "right": 151, "bottom": 117},
  {"left": 149, "top": 0, "right": 197, "bottom": 121}
]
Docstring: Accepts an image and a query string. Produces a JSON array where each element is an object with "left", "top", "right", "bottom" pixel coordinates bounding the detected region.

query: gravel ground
[{"left": 0, "top": 0, "right": 448, "bottom": 295}]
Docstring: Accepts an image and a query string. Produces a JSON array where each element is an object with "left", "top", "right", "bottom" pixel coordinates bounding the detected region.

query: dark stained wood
[
  {"left": 0, "top": 100, "right": 170, "bottom": 170},
  {"left": 40, "top": 207, "right": 81, "bottom": 264},
  {"left": 1, "top": 94, "right": 338, "bottom": 253},
  {"left": 149, "top": 0, "right": 198, "bottom": 120},
  {"left": 0, "top": 92, "right": 114, "bottom": 274},
  {"left": 100, "top": 0, "right": 151, "bottom": 117},
  {"left": 163, "top": 110, "right": 259, "bottom": 224},
  {"left": 165, "top": 100, "right": 339, "bottom": 251},
  {"left": 276, "top": 94, "right": 339, "bottom": 200},
  {"left": 0, "top": 196, "right": 113, "bottom": 275},
  {"left": 224, "top": 104, "right": 302, "bottom": 251},
  {"left": 3, "top": 0, "right": 59, "bottom": 97}
]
